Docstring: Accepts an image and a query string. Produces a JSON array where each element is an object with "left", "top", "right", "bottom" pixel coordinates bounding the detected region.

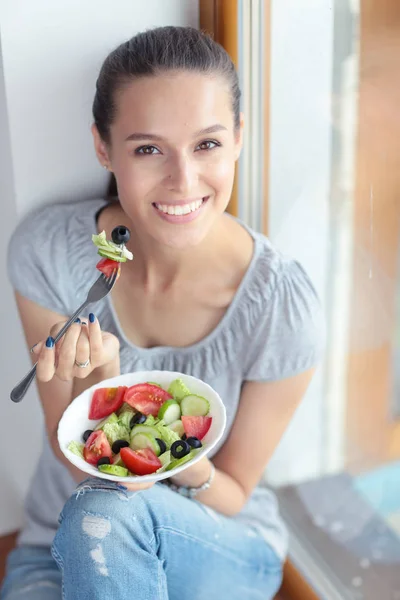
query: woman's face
[{"left": 93, "top": 71, "right": 243, "bottom": 249}]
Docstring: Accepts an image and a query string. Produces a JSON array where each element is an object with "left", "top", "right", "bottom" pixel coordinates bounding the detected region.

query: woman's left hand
[
  {"left": 118, "top": 458, "right": 212, "bottom": 493},
  {"left": 168, "top": 456, "right": 213, "bottom": 489}
]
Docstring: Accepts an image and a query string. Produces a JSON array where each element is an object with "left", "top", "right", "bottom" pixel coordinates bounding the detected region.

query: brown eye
[
  {"left": 135, "top": 145, "right": 160, "bottom": 155},
  {"left": 196, "top": 140, "right": 220, "bottom": 151}
]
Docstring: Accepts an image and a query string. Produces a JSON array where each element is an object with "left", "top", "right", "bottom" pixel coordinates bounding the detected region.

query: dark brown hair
[{"left": 92, "top": 25, "right": 241, "bottom": 145}]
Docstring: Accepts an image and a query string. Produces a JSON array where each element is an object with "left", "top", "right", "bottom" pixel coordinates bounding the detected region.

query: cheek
[
  {"left": 205, "top": 155, "right": 236, "bottom": 191},
  {"left": 113, "top": 156, "right": 155, "bottom": 200}
]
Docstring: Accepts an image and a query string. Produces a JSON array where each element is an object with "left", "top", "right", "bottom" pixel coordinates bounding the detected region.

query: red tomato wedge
[
  {"left": 120, "top": 447, "right": 161, "bottom": 475},
  {"left": 89, "top": 386, "right": 127, "bottom": 420},
  {"left": 83, "top": 431, "right": 113, "bottom": 466},
  {"left": 124, "top": 383, "right": 173, "bottom": 416},
  {"left": 96, "top": 258, "right": 121, "bottom": 279},
  {"left": 181, "top": 416, "right": 212, "bottom": 440}
]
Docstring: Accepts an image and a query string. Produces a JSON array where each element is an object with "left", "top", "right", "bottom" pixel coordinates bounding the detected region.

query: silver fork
[{"left": 10, "top": 270, "right": 119, "bottom": 403}]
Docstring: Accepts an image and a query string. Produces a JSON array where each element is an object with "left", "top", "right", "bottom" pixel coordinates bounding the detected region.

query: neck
[{"left": 124, "top": 219, "right": 228, "bottom": 293}]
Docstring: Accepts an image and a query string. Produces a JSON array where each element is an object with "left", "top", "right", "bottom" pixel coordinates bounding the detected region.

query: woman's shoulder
[
  {"left": 242, "top": 227, "right": 317, "bottom": 304},
  {"left": 235, "top": 228, "right": 325, "bottom": 380},
  {"left": 10, "top": 198, "right": 106, "bottom": 245},
  {"left": 7, "top": 198, "right": 107, "bottom": 314}
]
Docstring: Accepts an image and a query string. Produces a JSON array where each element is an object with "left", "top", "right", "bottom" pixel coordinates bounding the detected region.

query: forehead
[{"left": 112, "top": 72, "right": 233, "bottom": 138}]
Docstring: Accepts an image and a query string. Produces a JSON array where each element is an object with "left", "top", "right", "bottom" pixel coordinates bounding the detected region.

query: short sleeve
[
  {"left": 244, "top": 258, "right": 325, "bottom": 381},
  {"left": 7, "top": 204, "right": 76, "bottom": 316}
]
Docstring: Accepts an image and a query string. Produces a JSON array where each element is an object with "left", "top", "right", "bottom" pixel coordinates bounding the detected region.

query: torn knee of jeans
[{"left": 82, "top": 512, "right": 111, "bottom": 540}]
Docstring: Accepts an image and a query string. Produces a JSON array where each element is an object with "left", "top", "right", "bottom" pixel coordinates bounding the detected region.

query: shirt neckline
[{"left": 88, "top": 198, "right": 263, "bottom": 356}]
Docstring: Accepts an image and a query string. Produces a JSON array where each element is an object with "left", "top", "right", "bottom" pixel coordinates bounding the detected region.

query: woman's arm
[
  {"left": 170, "top": 368, "right": 316, "bottom": 516},
  {"left": 15, "top": 292, "right": 120, "bottom": 483}
]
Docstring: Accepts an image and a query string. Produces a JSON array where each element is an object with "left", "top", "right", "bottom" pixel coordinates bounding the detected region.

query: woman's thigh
[
  {"left": 52, "top": 478, "right": 283, "bottom": 600},
  {"left": 0, "top": 546, "right": 61, "bottom": 600}
]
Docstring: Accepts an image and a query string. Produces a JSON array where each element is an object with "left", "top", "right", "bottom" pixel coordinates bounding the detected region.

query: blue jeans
[{"left": 1, "top": 478, "right": 283, "bottom": 600}]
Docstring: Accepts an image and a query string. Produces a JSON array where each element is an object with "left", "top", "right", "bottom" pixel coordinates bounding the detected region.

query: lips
[
  {"left": 154, "top": 198, "right": 204, "bottom": 216},
  {"left": 152, "top": 197, "right": 209, "bottom": 224}
]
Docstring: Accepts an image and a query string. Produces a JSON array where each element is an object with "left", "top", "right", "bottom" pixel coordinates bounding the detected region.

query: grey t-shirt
[{"left": 7, "top": 198, "right": 325, "bottom": 560}]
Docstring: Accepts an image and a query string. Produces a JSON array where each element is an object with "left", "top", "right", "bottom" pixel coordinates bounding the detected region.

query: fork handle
[
  {"left": 10, "top": 300, "right": 90, "bottom": 403},
  {"left": 10, "top": 362, "right": 39, "bottom": 403},
  {"left": 53, "top": 300, "right": 90, "bottom": 344}
]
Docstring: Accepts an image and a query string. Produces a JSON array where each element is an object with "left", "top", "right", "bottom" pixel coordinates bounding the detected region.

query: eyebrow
[{"left": 124, "top": 124, "right": 227, "bottom": 142}]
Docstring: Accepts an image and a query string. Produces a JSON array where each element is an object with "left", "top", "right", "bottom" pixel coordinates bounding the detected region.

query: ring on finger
[{"left": 75, "top": 358, "right": 90, "bottom": 368}]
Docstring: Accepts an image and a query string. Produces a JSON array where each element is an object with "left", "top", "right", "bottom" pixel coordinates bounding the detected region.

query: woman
[{"left": 1, "top": 26, "right": 324, "bottom": 600}]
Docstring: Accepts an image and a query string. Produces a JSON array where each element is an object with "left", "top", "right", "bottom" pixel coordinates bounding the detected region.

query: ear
[
  {"left": 234, "top": 112, "right": 244, "bottom": 161},
  {"left": 91, "top": 124, "right": 112, "bottom": 170}
]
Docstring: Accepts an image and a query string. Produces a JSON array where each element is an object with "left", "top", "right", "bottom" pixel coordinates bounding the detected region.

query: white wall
[
  {"left": 264, "top": 0, "right": 334, "bottom": 485},
  {"left": 0, "top": 0, "right": 198, "bottom": 536}
]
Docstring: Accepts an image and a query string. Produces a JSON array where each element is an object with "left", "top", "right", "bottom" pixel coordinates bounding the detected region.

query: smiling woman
[
  {"left": 2, "top": 25, "right": 323, "bottom": 600},
  {"left": 91, "top": 28, "right": 242, "bottom": 250}
]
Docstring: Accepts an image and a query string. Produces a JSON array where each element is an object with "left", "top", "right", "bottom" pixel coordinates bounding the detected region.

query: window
[{"left": 201, "top": 1, "right": 400, "bottom": 597}]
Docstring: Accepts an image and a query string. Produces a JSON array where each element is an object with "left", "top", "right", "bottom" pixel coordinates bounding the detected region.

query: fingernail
[
  {"left": 89, "top": 313, "right": 95, "bottom": 323},
  {"left": 30, "top": 343, "right": 38, "bottom": 354},
  {"left": 46, "top": 337, "right": 55, "bottom": 348},
  {"left": 74, "top": 318, "right": 81, "bottom": 324},
  {"left": 81, "top": 321, "right": 87, "bottom": 326}
]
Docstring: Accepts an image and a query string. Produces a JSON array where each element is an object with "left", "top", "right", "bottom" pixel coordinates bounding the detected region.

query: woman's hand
[
  {"left": 31, "top": 314, "right": 155, "bottom": 492},
  {"left": 169, "top": 456, "right": 213, "bottom": 489},
  {"left": 31, "top": 314, "right": 119, "bottom": 382},
  {"left": 122, "top": 457, "right": 214, "bottom": 496}
]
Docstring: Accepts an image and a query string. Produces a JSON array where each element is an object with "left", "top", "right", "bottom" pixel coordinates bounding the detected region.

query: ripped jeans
[{"left": 1, "top": 478, "right": 283, "bottom": 600}]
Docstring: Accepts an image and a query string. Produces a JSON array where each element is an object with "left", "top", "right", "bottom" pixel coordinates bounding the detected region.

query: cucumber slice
[
  {"left": 165, "top": 449, "right": 200, "bottom": 471},
  {"left": 130, "top": 424, "right": 160, "bottom": 442},
  {"left": 97, "top": 248, "right": 126, "bottom": 262},
  {"left": 180, "top": 395, "right": 210, "bottom": 417},
  {"left": 168, "top": 419, "right": 185, "bottom": 437},
  {"left": 95, "top": 413, "right": 119, "bottom": 430},
  {"left": 130, "top": 432, "right": 160, "bottom": 456},
  {"left": 168, "top": 378, "right": 191, "bottom": 402},
  {"left": 157, "top": 400, "right": 181, "bottom": 425},
  {"left": 98, "top": 464, "right": 129, "bottom": 477}
]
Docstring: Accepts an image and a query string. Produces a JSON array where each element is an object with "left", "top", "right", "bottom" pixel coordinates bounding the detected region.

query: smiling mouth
[{"left": 153, "top": 198, "right": 207, "bottom": 216}]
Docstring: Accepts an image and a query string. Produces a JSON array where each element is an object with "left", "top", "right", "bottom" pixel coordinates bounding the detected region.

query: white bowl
[{"left": 58, "top": 370, "right": 226, "bottom": 484}]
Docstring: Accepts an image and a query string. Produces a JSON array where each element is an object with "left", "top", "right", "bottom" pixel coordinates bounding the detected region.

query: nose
[{"left": 164, "top": 154, "right": 198, "bottom": 194}]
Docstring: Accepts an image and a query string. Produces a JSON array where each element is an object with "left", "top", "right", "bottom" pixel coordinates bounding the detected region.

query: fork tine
[{"left": 107, "top": 269, "right": 118, "bottom": 288}]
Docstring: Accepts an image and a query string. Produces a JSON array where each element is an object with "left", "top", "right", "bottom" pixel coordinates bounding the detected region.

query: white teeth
[{"left": 155, "top": 199, "right": 204, "bottom": 216}]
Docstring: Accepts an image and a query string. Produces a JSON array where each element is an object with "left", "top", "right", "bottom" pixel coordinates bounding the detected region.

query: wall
[
  {"left": 0, "top": 0, "right": 198, "bottom": 536},
  {"left": 264, "top": 0, "right": 334, "bottom": 485}
]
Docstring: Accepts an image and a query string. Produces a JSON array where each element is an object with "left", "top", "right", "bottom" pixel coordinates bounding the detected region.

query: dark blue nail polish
[
  {"left": 46, "top": 336, "right": 55, "bottom": 348},
  {"left": 74, "top": 318, "right": 81, "bottom": 324},
  {"left": 89, "top": 313, "right": 95, "bottom": 323},
  {"left": 81, "top": 321, "right": 87, "bottom": 326}
]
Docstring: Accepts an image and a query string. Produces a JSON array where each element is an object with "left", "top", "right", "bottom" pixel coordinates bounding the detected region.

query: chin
[{"left": 158, "top": 226, "right": 211, "bottom": 250}]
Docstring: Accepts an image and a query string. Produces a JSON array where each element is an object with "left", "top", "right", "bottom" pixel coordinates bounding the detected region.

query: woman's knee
[
  {"left": 52, "top": 478, "right": 156, "bottom": 554},
  {"left": 55, "top": 478, "right": 139, "bottom": 534}
]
